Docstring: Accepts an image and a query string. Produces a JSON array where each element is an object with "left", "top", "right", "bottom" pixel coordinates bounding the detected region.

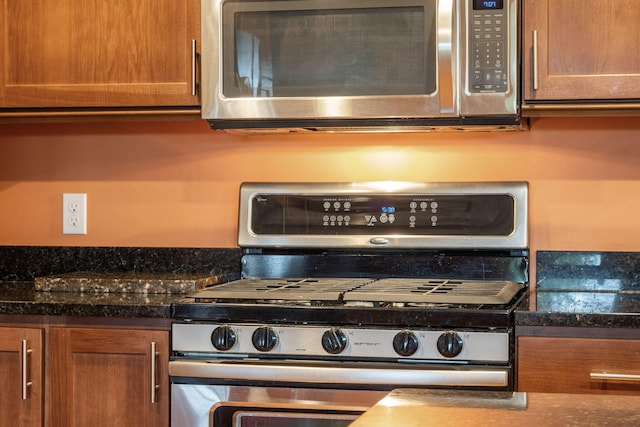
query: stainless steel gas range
[{"left": 169, "top": 182, "right": 529, "bottom": 427}]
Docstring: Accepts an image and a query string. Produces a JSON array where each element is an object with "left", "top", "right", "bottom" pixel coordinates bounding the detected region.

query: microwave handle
[{"left": 437, "top": 0, "right": 454, "bottom": 114}]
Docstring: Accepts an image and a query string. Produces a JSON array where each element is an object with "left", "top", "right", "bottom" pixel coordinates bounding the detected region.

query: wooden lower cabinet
[
  {"left": 48, "top": 327, "right": 169, "bottom": 427},
  {"left": 518, "top": 336, "right": 640, "bottom": 395},
  {"left": 0, "top": 327, "right": 44, "bottom": 427}
]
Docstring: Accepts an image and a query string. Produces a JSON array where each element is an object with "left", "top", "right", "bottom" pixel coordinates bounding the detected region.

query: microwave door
[{"left": 205, "top": 0, "right": 459, "bottom": 124}]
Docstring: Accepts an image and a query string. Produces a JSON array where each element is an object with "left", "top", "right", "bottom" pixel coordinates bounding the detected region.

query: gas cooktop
[{"left": 188, "top": 277, "right": 525, "bottom": 308}]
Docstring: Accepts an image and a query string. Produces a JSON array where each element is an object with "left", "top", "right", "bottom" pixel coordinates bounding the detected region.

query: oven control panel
[
  {"left": 172, "top": 323, "right": 510, "bottom": 363},
  {"left": 249, "top": 194, "right": 515, "bottom": 235},
  {"left": 238, "top": 182, "right": 528, "bottom": 249}
]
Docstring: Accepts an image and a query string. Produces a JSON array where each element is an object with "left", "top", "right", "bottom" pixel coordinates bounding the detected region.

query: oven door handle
[{"left": 169, "top": 360, "right": 508, "bottom": 388}]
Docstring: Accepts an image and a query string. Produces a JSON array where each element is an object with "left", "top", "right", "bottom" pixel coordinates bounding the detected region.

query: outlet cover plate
[{"left": 63, "top": 193, "right": 87, "bottom": 235}]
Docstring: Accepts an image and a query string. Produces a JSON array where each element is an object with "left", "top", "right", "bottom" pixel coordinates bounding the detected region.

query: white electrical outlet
[{"left": 63, "top": 193, "right": 87, "bottom": 235}]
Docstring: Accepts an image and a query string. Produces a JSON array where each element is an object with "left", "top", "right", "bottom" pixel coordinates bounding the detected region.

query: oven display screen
[
  {"left": 250, "top": 194, "right": 515, "bottom": 236},
  {"left": 473, "top": 0, "right": 504, "bottom": 10}
]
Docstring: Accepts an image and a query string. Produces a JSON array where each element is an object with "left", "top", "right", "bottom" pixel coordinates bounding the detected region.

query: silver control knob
[
  {"left": 252, "top": 326, "right": 278, "bottom": 352},
  {"left": 321, "top": 328, "right": 348, "bottom": 354}
]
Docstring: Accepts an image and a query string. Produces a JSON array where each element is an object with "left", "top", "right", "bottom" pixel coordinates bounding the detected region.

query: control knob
[
  {"left": 437, "top": 331, "right": 464, "bottom": 358},
  {"left": 322, "top": 328, "right": 348, "bottom": 354},
  {"left": 393, "top": 330, "right": 419, "bottom": 357},
  {"left": 252, "top": 326, "right": 278, "bottom": 352},
  {"left": 210, "top": 325, "right": 237, "bottom": 351}
]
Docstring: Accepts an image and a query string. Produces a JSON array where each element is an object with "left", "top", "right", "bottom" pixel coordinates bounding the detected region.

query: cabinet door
[
  {"left": 0, "top": 327, "right": 43, "bottom": 427},
  {"left": 0, "top": 0, "right": 199, "bottom": 108},
  {"left": 518, "top": 336, "right": 640, "bottom": 395},
  {"left": 523, "top": 0, "right": 640, "bottom": 102},
  {"left": 49, "top": 327, "right": 169, "bottom": 427}
]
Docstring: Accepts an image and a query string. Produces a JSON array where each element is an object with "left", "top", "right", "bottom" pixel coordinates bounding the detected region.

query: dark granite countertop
[
  {"left": 516, "top": 251, "right": 640, "bottom": 329},
  {"left": 516, "top": 291, "right": 640, "bottom": 329},
  {"left": 4, "top": 248, "right": 640, "bottom": 326},
  {"left": 0, "top": 281, "right": 189, "bottom": 318},
  {"left": 0, "top": 246, "right": 242, "bottom": 319}
]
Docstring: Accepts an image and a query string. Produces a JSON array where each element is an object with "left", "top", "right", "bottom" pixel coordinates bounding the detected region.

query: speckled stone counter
[
  {"left": 350, "top": 389, "right": 640, "bottom": 427},
  {"left": 516, "top": 251, "right": 640, "bottom": 329},
  {"left": 34, "top": 271, "right": 225, "bottom": 294},
  {"left": 0, "top": 246, "right": 241, "bottom": 282},
  {"left": 0, "top": 281, "right": 186, "bottom": 318},
  {"left": 0, "top": 246, "right": 241, "bottom": 318}
]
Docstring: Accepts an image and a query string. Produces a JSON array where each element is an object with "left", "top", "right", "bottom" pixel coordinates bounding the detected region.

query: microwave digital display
[{"left": 473, "top": 0, "right": 503, "bottom": 10}]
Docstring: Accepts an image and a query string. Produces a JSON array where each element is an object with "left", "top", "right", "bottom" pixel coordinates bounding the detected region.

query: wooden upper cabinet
[
  {"left": 522, "top": 0, "right": 640, "bottom": 106},
  {"left": 0, "top": 0, "right": 200, "bottom": 108},
  {"left": 0, "top": 327, "right": 44, "bottom": 427}
]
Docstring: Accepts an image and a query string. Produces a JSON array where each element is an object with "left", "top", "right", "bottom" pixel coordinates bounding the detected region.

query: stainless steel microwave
[{"left": 201, "top": 0, "right": 522, "bottom": 133}]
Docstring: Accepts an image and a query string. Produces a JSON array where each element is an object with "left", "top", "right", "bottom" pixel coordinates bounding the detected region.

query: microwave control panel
[{"left": 469, "top": 1, "right": 508, "bottom": 93}]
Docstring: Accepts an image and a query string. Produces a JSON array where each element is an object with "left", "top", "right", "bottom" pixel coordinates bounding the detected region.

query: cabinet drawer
[{"left": 518, "top": 336, "right": 640, "bottom": 395}]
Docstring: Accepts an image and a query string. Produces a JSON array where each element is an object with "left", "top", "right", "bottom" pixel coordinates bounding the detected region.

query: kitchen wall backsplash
[
  {"left": 533, "top": 251, "right": 640, "bottom": 318},
  {"left": 2, "top": 117, "right": 640, "bottom": 251},
  {"left": 0, "top": 246, "right": 242, "bottom": 282},
  {"left": 537, "top": 251, "right": 640, "bottom": 291}
]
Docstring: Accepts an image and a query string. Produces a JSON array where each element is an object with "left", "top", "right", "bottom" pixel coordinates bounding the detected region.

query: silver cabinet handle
[
  {"left": 532, "top": 30, "right": 539, "bottom": 91},
  {"left": 191, "top": 40, "right": 198, "bottom": 96},
  {"left": 150, "top": 342, "right": 160, "bottom": 403},
  {"left": 590, "top": 372, "right": 640, "bottom": 382},
  {"left": 437, "top": 0, "right": 454, "bottom": 114},
  {"left": 21, "top": 340, "right": 33, "bottom": 400}
]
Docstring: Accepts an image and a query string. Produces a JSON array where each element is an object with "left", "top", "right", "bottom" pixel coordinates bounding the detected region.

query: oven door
[
  {"left": 172, "top": 384, "right": 379, "bottom": 427},
  {"left": 169, "top": 358, "right": 511, "bottom": 426}
]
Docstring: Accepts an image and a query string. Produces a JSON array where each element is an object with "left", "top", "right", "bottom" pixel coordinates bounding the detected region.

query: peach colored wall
[{"left": 1, "top": 116, "right": 639, "bottom": 254}]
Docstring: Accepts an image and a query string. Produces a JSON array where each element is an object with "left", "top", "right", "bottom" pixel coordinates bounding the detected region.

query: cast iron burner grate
[
  {"left": 342, "top": 279, "right": 524, "bottom": 305},
  {"left": 191, "top": 278, "right": 373, "bottom": 302},
  {"left": 190, "top": 277, "right": 524, "bottom": 306}
]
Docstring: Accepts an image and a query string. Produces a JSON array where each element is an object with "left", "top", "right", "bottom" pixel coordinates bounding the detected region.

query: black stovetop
[
  {"left": 187, "top": 277, "right": 525, "bottom": 307},
  {"left": 172, "top": 251, "right": 529, "bottom": 329}
]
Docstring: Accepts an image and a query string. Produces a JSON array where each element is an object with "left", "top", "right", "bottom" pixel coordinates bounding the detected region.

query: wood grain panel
[
  {"left": 0, "top": 327, "right": 44, "bottom": 427},
  {"left": 49, "top": 327, "right": 169, "bottom": 427},
  {"left": 523, "top": 0, "right": 640, "bottom": 101},
  {"left": 0, "top": 0, "right": 200, "bottom": 107},
  {"left": 518, "top": 336, "right": 640, "bottom": 395}
]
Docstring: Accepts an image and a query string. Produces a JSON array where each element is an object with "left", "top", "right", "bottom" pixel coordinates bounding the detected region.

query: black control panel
[
  {"left": 250, "top": 194, "right": 515, "bottom": 236},
  {"left": 469, "top": 1, "right": 508, "bottom": 93}
]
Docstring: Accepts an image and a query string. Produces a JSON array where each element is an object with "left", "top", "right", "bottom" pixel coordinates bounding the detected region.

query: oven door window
[
  {"left": 232, "top": 411, "right": 358, "bottom": 427},
  {"left": 222, "top": 0, "right": 437, "bottom": 98}
]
